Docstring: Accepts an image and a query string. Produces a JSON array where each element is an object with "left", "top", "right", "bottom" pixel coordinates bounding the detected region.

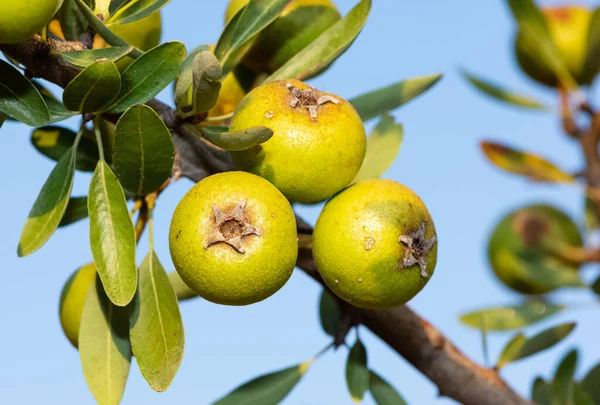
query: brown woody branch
[{"left": 0, "top": 38, "right": 532, "bottom": 405}]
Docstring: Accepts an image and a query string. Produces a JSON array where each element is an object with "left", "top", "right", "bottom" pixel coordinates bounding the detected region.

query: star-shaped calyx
[
  {"left": 398, "top": 221, "right": 437, "bottom": 278},
  {"left": 286, "top": 82, "right": 339, "bottom": 121},
  {"left": 204, "top": 201, "right": 261, "bottom": 254}
]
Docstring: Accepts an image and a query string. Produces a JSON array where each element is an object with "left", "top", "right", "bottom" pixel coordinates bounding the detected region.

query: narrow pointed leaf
[
  {"left": 532, "top": 377, "right": 552, "bottom": 405},
  {"left": 592, "top": 276, "right": 600, "bottom": 297},
  {"left": 61, "top": 46, "right": 134, "bottom": 67},
  {"left": 191, "top": 51, "right": 222, "bottom": 114},
  {"left": 199, "top": 126, "right": 273, "bottom": 151},
  {"left": 214, "top": 0, "right": 288, "bottom": 74},
  {"left": 574, "top": 385, "right": 595, "bottom": 405},
  {"left": 59, "top": 196, "right": 89, "bottom": 227},
  {"left": 109, "top": 0, "right": 132, "bottom": 14},
  {"left": 113, "top": 104, "right": 175, "bottom": 195},
  {"left": 80, "top": 276, "right": 132, "bottom": 405},
  {"left": 581, "top": 363, "right": 600, "bottom": 404},
  {"left": 168, "top": 271, "right": 197, "bottom": 302},
  {"left": 0, "top": 60, "right": 50, "bottom": 126},
  {"left": 108, "top": 0, "right": 170, "bottom": 24},
  {"left": 319, "top": 289, "right": 342, "bottom": 337},
  {"left": 266, "top": 0, "right": 372, "bottom": 83},
  {"left": 350, "top": 74, "right": 443, "bottom": 121},
  {"left": 496, "top": 333, "right": 527, "bottom": 369},
  {"left": 552, "top": 350, "right": 578, "bottom": 405},
  {"left": 353, "top": 114, "right": 403, "bottom": 183},
  {"left": 18, "top": 147, "right": 77, "bottom": 256},
  {"left": 63, "top": 59, "right": 121, "bottom": 113},
  {"left": 481, "top": 141, "right": 575, "bottom": 183},
  {"left": 130, "top": 252, "right": 184, "bottom": 392},
  {"left": 346, "top": 339, "right": 369, "bottom": 403},
  {"left": 582, "top": 8, "right": 600, "bottom": 84},
  {"left": 462, "top": 70, "right": 548, "bottom": 110},
  {"left": 0, "top": 112, "right": 6, "bottom": 129},
  {"left": 43, "top": 95, "right": 78, "bottom": 124},
  {"left": 31, "top": 126, "right": 99, "bottom": 172},
  {"left": 174, "top": 44, "right": 210, "bottom": 106},
  {"left": 459, "top": 302, "right": 564, "bottom": 331},
  {"left": 107, "top": 41, "right": 187, "bottom": 113},
  {"left": 89, "top": 161, "right": 137, "bottom": 306},
  {"left": 57, "top": 0, "right": 89, "bottom": 41},
  {"left": 369, "top": 371, "right": 407, "bottom": 405}
]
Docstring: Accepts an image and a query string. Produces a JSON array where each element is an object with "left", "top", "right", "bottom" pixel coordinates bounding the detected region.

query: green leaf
[
  {"left": 532, "top": 377, "right": 552, "bottom": 405},
  {"left": 109, "top": 0, "right": 132, "bottom": 15},
  {"left": 63, "top": 60, "right": 121, "bottom": 113},
  {"left": 584, "top": 197, "right": 599, "bottom": 232},
  {"left": 0, "top": 59, "right": 50, "bottom": 126},
  {"left": 107, "top": 41, "right": 187, "bottom": 113},
  {"left": 59, "top": 196, "right": 89, "bottom": 227},
  {"left": 199, "top": 125, "right": 273, "bottom": 152},
  {"left": 592, "top": 276, "right": 600, "bottom": 297},
  {"left": 506, "top": 0, "right": 577, "bottom": 89},
  {"left": 461, "top": 70, "right": 548, "bottom": 110},
  {"left": 369, "top": 371, "right": 407, "bottom": 405},
  {"left": 107, "top": 0, "right": 170, "bottom": 24},
  {"left": 88, "top": 160, "right": 137, "bottom": 306},
  {"left": 581, "top": 8, "right": 600, "bottom": 84},
  {"left": 481, "top": 141, "right": 575, "bottom": 183},
  {"left": 174, "top": 44, "right": 210, "bottom": 106},
  {"left": 552, "top": 350, "right": 578, "bottom": 405},
  {"left": 191, "top": 51, "right": 222, "bottom": 114},
  {"left": 353, "top": 114, "right": 403, "bottom": 183},
  {"left": 346, "top": 338, "right": 369, "bottom": 403},
  {"left": 214, "top": 0, "right": 288, "bottom": 74},
  {"left": 80, "top": 276, "right": 132, "bottom": 405},
  {"left": 496, "top": 323, "right": 576, "bottom": 369},
  {"left": 31, "top": 126, "right": 99, "bottom": 172},
  {"left": 130, "top": 252, "right": 184, "bottom": 392},
  {"left": 57, "top": 0, "right": 89, "bottom": 41},
  {"left": 61, "top": 46, "right": 134, "bottom": 67},
  {"left": 214, "top": 362, "right": 311, "bottom": 405},
  {"left": 581, "top": 363, "right": 600, "bottom": 405},
  {"left": 266, "top": 0, "right": 372, "bottom": 83},
  {"left": 18, "top": 145, "right": 78, "bottom": 257},
  {"left": 573, "top": 385, "right": 595, "bottom": 405},
  {"left": 319, "top": 289, "right": 342, "bottom": 338},
  {"left": 459, "top": 302, "right": 564, "bottom": 331},
  {"left": 349, "top": 74, "right": 442, "bottom": 121},
  {"left": 168, "top": 271, "right": 197, "bottom": 302},
  {"left": 113, "top": 104, "right": 175, "bottom": 194},
  {"left": 43, "top": 95, "right": 79, "bottom": 124},
  {"left": 0, "top": 112, "right": 6, "bottom": 129}
]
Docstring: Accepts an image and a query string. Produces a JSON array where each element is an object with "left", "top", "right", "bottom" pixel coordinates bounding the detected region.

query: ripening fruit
[
  {"left": 0, "top": 0, "right": 62, "bottom": 44},
  {"left": 515, "top": 6, "right": 596, "bottom": 87},
  {"left": 169, "top": 172, "right": 298, "bottom": 306},
  {"left": 225, "top": 0, "right": 341, "bottom": 74},
  {"left": 488, "top": 204, "right": 583, "bottom": 295},
  {"left": 313, "top": 179, "right": 438, "bottom": 310},
  {"left": 59, "top": 263, "right": 96, "bottom": 348},
  {"left": 230, "top": 79, "right": 366, "bottom": 204}
]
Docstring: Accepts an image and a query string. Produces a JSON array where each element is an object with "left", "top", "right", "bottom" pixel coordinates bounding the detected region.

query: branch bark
[{"left": 1, "top": 38, "right": 532, "bottom": 405}]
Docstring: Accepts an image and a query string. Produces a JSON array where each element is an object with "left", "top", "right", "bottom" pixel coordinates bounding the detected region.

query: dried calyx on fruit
[
  {"left": 399, "top": 221, "right": 437, "bottom": 278},
  {"left": 205, "top": 202, "right": 261, "bottom": 253},
  {"left": 286, "top": 83, "right": 339, "bottom": 121}
]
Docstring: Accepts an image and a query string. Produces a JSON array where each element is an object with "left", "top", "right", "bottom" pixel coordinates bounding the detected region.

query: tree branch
[{"left": 0, "top": 38, "right": 532, "bottom": 405}]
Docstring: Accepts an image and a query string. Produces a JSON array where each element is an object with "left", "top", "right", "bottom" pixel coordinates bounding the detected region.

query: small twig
[{"left": 298, "top": 233, "right": 313, "bottom": 249}]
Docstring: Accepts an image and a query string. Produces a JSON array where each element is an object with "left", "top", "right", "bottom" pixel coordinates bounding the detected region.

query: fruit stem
[{"left": 92, "top": 117, "right": 105, "bottom": 161}]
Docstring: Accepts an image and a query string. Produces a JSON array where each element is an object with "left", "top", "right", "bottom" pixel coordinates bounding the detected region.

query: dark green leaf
[
  {"left": 80, "top": 276, "right": 132, "bottom": 405},
  {"left": 88, "top": 160, "right": 137, "bottom": 306},
  {"left": 506, "top": 0, "right": 577, "bottom": 89},
  {"left": 573, "top": 385, "right": 595, "bottom": 405},
  {"left": 168, "top": 271, "right": 197, "bottom": 302},
  {"left": 109, "top": 0, "right": 133, "bottom": 14},
  {"left": 266, "top": 0, "right": 372, "bottom": 82},
  {"left": 319, "top": 289, "right": 342, "bottom": 338},
  {"left": 532, "top": 377, "right": 552, "bottom": 405},
  {"left": 61, "top": 46, "right": 134, "bottom": 67},
  {"left": 113, "top": 104, "right": 175, "bottom": 194},
  {"left": 369, "top": 371, "right": 407, "bottom": 405},
  {"left": 346, "top": 338, "right": 369, "bottom": 403},
  {"left": 581, "top": 363, "right": 600, "bottom": 405},
  {"left": 199, "top": 125, "right": 273, "bottom": 151},
  {"left": 31, "top": 126, "right": 99, "bottom": 172},
  {"left": 462, "top": 70, "right": 548, "bottom": 110},
  {"left": 0, "top": 59, "right": 50, "bottom": 126},
  {"left": 350, "top": 74, "right": 442, "bottom": 121},
  {"left": 59, "top": 196, "right": 89, "bottom": 227},
  {"left": 497, "top": 333, "right": 527, "bottom": 369},
  {"left": 57, "top": 0, "right": 89, "bottom": 41},
  {"left": 552, "top": 350, "right": 578, "bottom": 405},
  {"left": 581, "top": 8, "right": 600, "bottom": 84},
  {"left": 459, "top": 302, "right": 564, "bottom": 331},
  {"left": 353, "top": 114, "right": 403, "bottom": 183},
  {"left": 174, "top": 44, "right": 210, "bottom": 106},
  {"left": 0, "top": 113, "right": 5, "bottom": 130},
  {"left": 130, "top": 252, "right": 184, "bottom": 392},
  {"left": 63, "top": 60, "right": 121, "bottom": 113},
  {"left": 592, "top": 276, "right": 600, "bottom": 297},
  {"left": 214, "top": 362, "right": 310, "bottom": 405},
  {"left": 107, "top": 0, "right": 170, "bottom": 24},
  {"left": 107, "top": 41, "right": 187, "bottom": 113},
  {"left": 214, "top": 0, "right": 288, "bottom": 74},
  {"left": 18, "top": 145, "right": 78, "bottom": 256},
  {"left": 43, "top": 95, "right": 78, "bottom": 124},
  {"left": 191, "top": 51, "right": 222, "bottom": 114}
]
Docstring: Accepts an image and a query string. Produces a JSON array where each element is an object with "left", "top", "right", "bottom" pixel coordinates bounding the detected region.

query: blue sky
[{"left": 2, "top": 1, "right": 600, "bottom": 404}]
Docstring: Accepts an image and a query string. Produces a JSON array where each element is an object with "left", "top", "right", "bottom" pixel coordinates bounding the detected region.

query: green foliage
[
  {"left": 61, "top": 47, "right": 134, "bottom": 68},
  {"left": 369, "top": 371, "right": 407, "bottom": 405},
  {"left": 552, "top": 350, "right": 578, "bottom": 405},
  {"left": 63, "top": 60, "right": 122, "bottom": 113},
  {"left": 59, "top": 196, "right": 89, "bottom": 227},
  {"left": 319, "top": 288, "right": 342, "bottom": 338},
  {"left": 198, "top": 125, "right": 273, "bottom": 151},
  {"left": 346, "top": 338, "right": 369, "bottom": 403},
  {"left": 581, "top": 363, "right": 600, "bottom": 404},
  {"left": 174, "top": 44, "right": 211, "bottom": 107},
  {"left": 107, "top": 0, "right": 170, "bottom": 24},
  {"left": 31, "top": 126, "right": 99, "bottom": 172},
  {"left": 532, "top": 377, "right": 552, "bottom": 405},
  {"left": 460, "top": 302, "right": 564, "bottom": 331},
  {"left": 191, "top": 51, "right": 223, "bottom": 114},
  {"left": 0, "top": 60, "right": 50, "bottom": 126}
]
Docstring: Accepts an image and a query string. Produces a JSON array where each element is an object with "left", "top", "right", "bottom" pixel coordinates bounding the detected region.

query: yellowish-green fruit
[
  {"left": 515, "top": 6, "right": 594, "bottom": 87},
  {"left": 225, "top": 0, "right": 341, "bottom": 74},
  {"left": 488, "top": 204, "right": 583, "bottom": 295},
  {"left": 313, "top": 179, "right": 438, "bottom": 310},
  {"left": 58, "top": 263, "right": 96, "bottom": 348},
  {"left": 0, "top": 0, "right": 62, "bottom": 44},
  {"left": 230, "top": 79, "right": 366, "bottom": 204},
  {"left": 169, "top": 172, "right": 298, "bottom": 306}
]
